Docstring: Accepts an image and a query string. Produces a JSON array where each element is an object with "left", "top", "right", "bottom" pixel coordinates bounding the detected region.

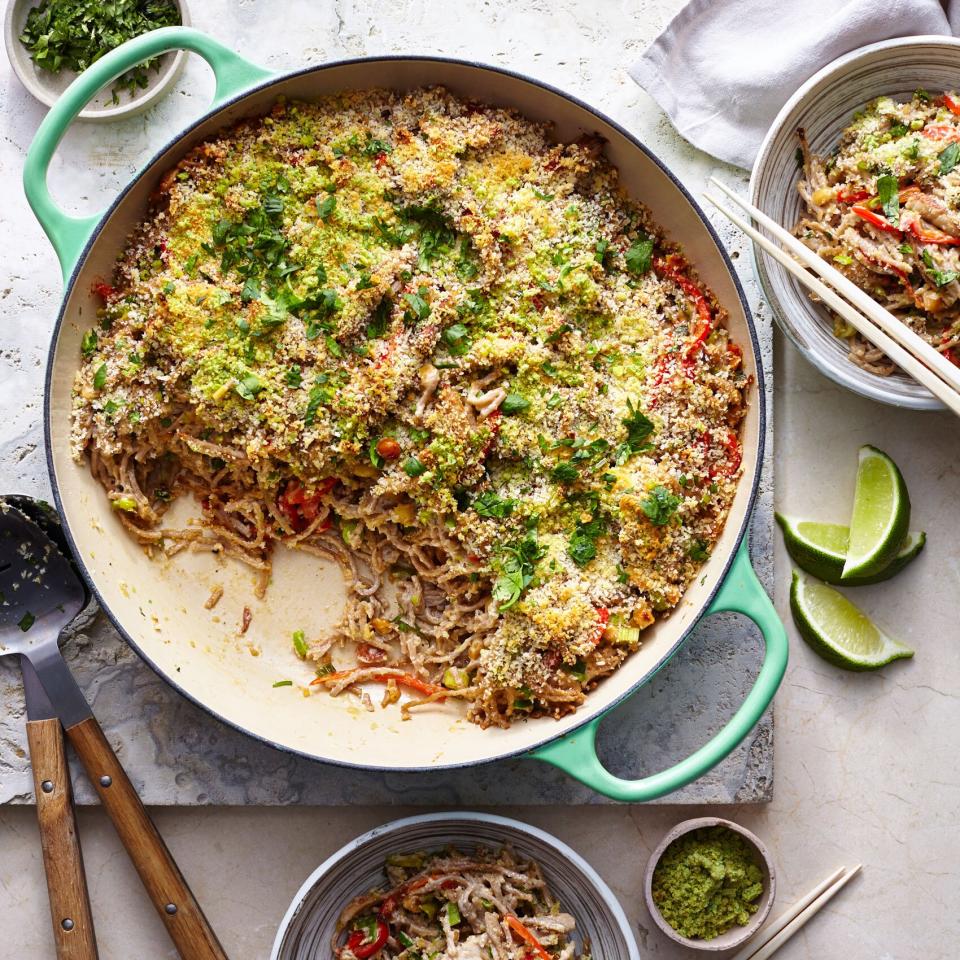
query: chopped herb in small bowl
[{"left": 9, "top": 0, "right": 189, "bottom": 119}]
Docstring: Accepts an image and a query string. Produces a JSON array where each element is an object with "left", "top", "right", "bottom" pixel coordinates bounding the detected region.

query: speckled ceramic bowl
[
  {"left": 751, "top": 35, "right": 960, "bottom": 411},
  {"left": 271, "top": 812, "right": 641, "bottom": 960},
  {"left": 643, "top": 816, "right": 775, "bottom": 952},
  {"left": 4, "top": 0, "right": 190, "bottom": 120}
]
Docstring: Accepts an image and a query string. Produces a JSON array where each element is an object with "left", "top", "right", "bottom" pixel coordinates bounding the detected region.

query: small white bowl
[
  {"left": 751, "top": 35, "right": 960, "bottom": 411},
  {"left": 4, "top": 0, "right": 190, "bottom": 120},
  {"left": 643, "top": 816, "right": 776, "bottom": 952}
]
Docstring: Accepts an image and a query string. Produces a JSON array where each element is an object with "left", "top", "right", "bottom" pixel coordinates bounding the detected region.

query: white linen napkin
[{"left": 629, "top": 0, "right": 959, "bottom": 169}]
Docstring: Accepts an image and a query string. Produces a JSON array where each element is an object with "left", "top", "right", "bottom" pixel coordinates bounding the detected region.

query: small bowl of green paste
[{"left": 644, "top": 817, "right": 776, "bottom": 951}]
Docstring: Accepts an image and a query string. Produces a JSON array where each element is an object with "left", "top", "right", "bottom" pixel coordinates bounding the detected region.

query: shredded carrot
[
  {"left": 311, "top": 669, "right": 445, "bottom": 700},
  {"left": 505, "top": 916, "right": 553, "bottom": 960}
]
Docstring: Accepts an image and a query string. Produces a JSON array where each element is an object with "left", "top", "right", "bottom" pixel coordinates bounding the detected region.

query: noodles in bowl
[{"left": 71, "top": 87, "right": 747, "bottom": 729}]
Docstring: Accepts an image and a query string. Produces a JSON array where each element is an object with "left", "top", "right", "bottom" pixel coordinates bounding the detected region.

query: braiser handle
[
  {"left": 530, "top": 536, "right": 788, "bottom": 801},
  {"left": 23, "top": 26, "right": 273, "bottom": 281}
]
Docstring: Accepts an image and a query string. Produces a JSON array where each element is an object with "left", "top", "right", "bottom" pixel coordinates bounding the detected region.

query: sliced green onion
[
  {"left": 442, "top": 667, "right": 470, "bottom": 690},
  {"left": 609, "top": 625, "right": 640, "bottom": 646},
  {"left": 292, "top": 630, "right": 309, "bottom": 659}
]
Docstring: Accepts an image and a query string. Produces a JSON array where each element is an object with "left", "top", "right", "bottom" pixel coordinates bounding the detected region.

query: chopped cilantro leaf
[
  {"left": 568, "top": 516, "right": 605, "bottom": 567},
  {"left": 304, "top": 381, "right": 331, "bottom": 426},
  {"left": 594, "top": 238, "right": 613, "bottom": 270},
  {"left": 403, "top": 288, "right": 431, "bottom": 322},
  {"left": 317, "top": 194, "right": 337, "bottom": 220},
  {"left": 876, "top": 174, "right": 900, "bottom": 225},
  {"left": 235, "top": 374, "right": 263, "bottom": 400},
  {"left": 625, "top": 235, "right": 654, "bottom": 274},
  {"left": 940, "top": 142, "right": 960, "bottom": 176},
  {"left": 362, "top": 138, "right": 393, "bottom": 156},
  {"left": 641, "top": 485, "right": 680, "bottom": 526},
  {"left": 472, "top": 491, "right": 517, "bottom": 518},
  {"left": 501, "top": 394, "right": 530, "bottom": 415},
  {"left": 442, "top": 322, "right": 471, "bottom": 356},
  {"left": 492, "top": 532, "right": 544, "bottom": 610},
  {"left": 620, "top": 399, "right": 654, "bottom": 459},
  {"left": 921, "top": 248, "right": 959, "bottom": 286},
  {"left": 263, "top": 195, "right": 284, "bottom": 217},
  {"left": 551, "top": 461, "right": 579, "bottom": 484}
]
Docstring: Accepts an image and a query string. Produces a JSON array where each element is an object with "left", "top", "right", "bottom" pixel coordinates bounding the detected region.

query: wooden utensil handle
[
  {"left": 64, "top": 717, "right": 228, "bottom": 960},
  {"left": 26, "top": 718, "right": 99, "bottom": 960}
]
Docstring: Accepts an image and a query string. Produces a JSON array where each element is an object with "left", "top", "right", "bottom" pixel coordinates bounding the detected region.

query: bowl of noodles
[
  {"left": 751, "top": 34, "right": 960, "bottom": 410},
  {"left": 270, "top": 812, "right": 640, "bottom": 960}
]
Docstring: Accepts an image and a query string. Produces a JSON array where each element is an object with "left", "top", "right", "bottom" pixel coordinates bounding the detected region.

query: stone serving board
[
  {"left": 0, "top": 5, "right": 774, "bottom": 802},
  {"left": 0, "top": 363, "right": 773, "bottom": 805}
]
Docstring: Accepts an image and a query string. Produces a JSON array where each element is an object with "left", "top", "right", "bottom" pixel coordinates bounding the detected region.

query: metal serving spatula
[
  {"left": 0, "top": 501, "right": 228, "bottom": 960},
  {"left": 1, "top": 496, "right": 98, "bottom": 959}
]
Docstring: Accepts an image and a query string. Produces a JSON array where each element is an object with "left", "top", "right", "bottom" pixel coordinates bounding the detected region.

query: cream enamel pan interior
[{"left": 36, "top": 33, "right": 775, "bottom": 782}]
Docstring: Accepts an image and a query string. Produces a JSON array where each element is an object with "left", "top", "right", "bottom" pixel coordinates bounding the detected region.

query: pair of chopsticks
[
  {"left": 730, "top": 864, "right": 861, "bottom": 960},
  {"left": 705, "top": 178, "right": 960, "bottom": 418}
]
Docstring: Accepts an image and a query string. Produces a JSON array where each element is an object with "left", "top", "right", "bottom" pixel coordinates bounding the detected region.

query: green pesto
[{"left": 651, "top": 827, "right": 764, "bottom": 940}]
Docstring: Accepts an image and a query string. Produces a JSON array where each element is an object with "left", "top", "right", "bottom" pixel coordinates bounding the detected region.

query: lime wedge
[
  {"left": 841, "top": 446, "right": 910, "bottom": 581},
  {"left": 776, "top": 513, "right": 925, "bottom": 585},
  {"left": 790, "top": 572, "right": 914, "bottom": 671}
]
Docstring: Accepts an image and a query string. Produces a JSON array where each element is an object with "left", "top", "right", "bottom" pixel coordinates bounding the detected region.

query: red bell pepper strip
[
  {"left": 92, "top": 281, "right": 118, "bottom": 302},
  {"left": 311, "top": 670, "right": 446, "bottom": 700},
  {"left": 941, "top": 94, "right": 960, "bottom": 116},
  {"left": 345, "top": 919, "right": 389, "bottom": 959},
  {"left": 278, "top": 478, "right": 337, "bottom": 532},
  {"left": 944, "top": 347, "right": 960, "bottom": 368},
  {"left": 836, "top": 188, "right": 870, "bottom": 204},
  {"left": 906, "top": 220, "right": 960, "bottom": 246},
  {"left": 590, "top": 607, "right": 610, "bottom": 646},
  {"left": 653, "top": 255, "right": 713, "bottom": 359},
  {"left": 851, "top": 205, "right": 901, "bottom": 235},
  {"left": 480, "top": 407, "right": 502, "bottom": 459},
  {"left": 719, "top": 431, "right": 742, "bottom": 477},
  {"left": 505, "top": 917, "right": 553, "bottom": 960}
]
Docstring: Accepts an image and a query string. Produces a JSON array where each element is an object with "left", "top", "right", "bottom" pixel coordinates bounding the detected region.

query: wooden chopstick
[
  {"left": 727, "top": 866, "right": 845, "bottom": 960},
  {"left": 704, "top": 192, "right": 960, "bottom": 417},
  {"left": 708, "top": 177, "right": 960, "bottom": 402},
  {"left": 736, "top": 864, "right": 862, "bottom": 960}
]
